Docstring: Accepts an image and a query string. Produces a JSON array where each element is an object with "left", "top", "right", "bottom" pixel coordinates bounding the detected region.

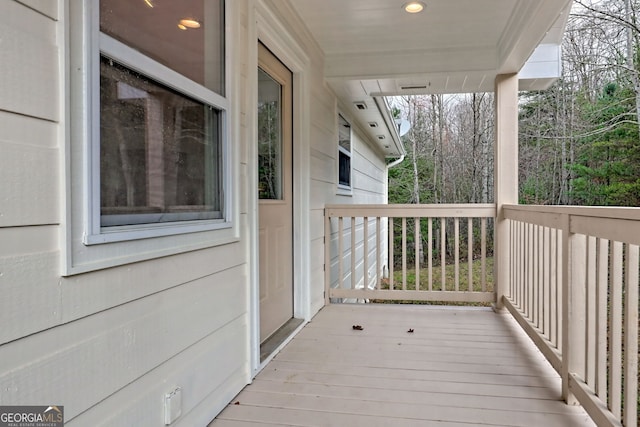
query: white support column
[{"left": 494, "top": 73, "right": 519, "bottom": 310}]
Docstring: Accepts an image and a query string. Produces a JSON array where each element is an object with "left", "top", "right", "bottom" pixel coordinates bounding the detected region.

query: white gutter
[
  {"left": 373, "top": 96, "right": 406, "bottom": 169},
  {"left": 374, "top": 97, "right": 405, "bottom": 155},
  {"left": 386, "top": 154, "right": 405, "bottom": 169}
]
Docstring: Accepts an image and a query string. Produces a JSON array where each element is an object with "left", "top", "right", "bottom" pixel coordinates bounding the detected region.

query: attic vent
[
  {"left": 377, "top": 135, "right": 386, "bottom": 140},
  {"left": 368, "top": 122, "right": 379, "bottom": 128},
  {"left": 354, "top": 101, "right": 368, "bottom": 110},
  {"left": 401, "top": 85, "right": 428, "bottom": 90}
]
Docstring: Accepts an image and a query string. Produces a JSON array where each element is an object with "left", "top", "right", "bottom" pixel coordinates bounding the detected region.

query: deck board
[{"left": 211, "top": 304, "right": 596, "bottom": 427}]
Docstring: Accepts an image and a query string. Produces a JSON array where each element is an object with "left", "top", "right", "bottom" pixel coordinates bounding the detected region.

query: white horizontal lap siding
[
  {"left": 304, "top": 44, "right": 339, "bottom": 312},
  {"left": 352, "top": 133, "right": 387, "bottom": 203},
  {"left": 0, "top": 0, "right": 62, "bottom": 348},
  {"left": 336, "top": 131, "right": 387, "bottom": 292},
  {"left": 0, "top": 1, "right": 59, "bottom": 227},
  {"left": 15, "top": 0, "right": 58, "bottom": 20},
  {"left": 60, "top": 242, "right": 247, "bottom": 323},
  {"left": 67, "top": 317, "right": 248, "bottom": 427},
  {"left": 0, "top": 1, "right": 58, "bottom": 122},
  {"left": 0, "top": 138, "right": 59, "bottom": 226},
  {"left": 0, "top": 250, "right": 62, "bottom": 344},
  {"left": 0, "top": 264, "right": 248, "bottom": 422}
]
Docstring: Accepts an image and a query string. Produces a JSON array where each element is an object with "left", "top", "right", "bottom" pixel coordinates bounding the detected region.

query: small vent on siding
[
  {"left": 377, "top": 135, "right": 386, "bottom": 140},
  {"left": 354, "top": 101, "right": 368, "bottom": 110},
  {"left": 368, "top": 121, "right": 379, "bottom": 128}
]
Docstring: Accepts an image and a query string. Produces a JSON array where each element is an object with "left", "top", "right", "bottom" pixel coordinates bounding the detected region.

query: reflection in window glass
[
  {"left": 338, "top": 114, "right": 352, "bottom": 188},
  {"left": 257, "top": 68, "right": 283, "bottom": 200},
  {"left": 338, "top": 151, "right": 351, "bottom": 187},
  {"left": 100, "top": 0, "right": 224, "bottom": 94},
  {"left": 100, "top": 56, "right": 221, "bottom": 226}
]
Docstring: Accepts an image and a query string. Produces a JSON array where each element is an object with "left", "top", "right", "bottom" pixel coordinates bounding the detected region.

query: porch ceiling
[{"left": 288, "top": 0, "right": 572, "bottom": 156}]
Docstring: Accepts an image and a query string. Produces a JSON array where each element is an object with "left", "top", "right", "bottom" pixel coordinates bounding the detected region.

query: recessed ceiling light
[
  {"left": 403, "top": 1, "right": 426, "bottom": 13},
  {"left": 179, "top": 18, "right": 201, "bottom": 29},
  {"left": 177, "top": 24, "right": 187, "bottom": 30}
]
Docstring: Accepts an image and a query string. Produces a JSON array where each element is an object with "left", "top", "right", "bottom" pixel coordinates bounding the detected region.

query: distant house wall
[{"left": 0, "top": 0, "right": 389, "bottom": 425}]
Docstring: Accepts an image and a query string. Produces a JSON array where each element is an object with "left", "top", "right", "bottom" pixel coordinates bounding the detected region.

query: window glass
[
  {"left": 338, "top": 114, "right": 351, "bottom": 151},
  {"left": 338, "top": 114, "right": 352, "bottom": 188},
  {"left": 338, "top": 151, "right": 351, "bottom": 187},
  {"left": 100, "top": 0, "right": 224, "bottom": 94},
  {"left": 100, "top": 56, "right": 221, "bottom": 226},
  {"left": 257, "top": 68, "right": 283, "bottom": 200}
]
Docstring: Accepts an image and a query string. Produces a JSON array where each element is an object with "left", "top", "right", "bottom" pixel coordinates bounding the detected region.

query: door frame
[{"left": 248, "top": 3, "right": 312, "bottom": 377}]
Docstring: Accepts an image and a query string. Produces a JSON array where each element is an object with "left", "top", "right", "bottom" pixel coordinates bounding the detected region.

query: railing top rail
[
  {"left": 504, "top": 204, "right": 640, "bottom": 222},
  {"left": 325, "top": 203, "right": 496, "bottom": 218},
  {"left": 505, "top": 203, "right": 640, "bottom": 248}
]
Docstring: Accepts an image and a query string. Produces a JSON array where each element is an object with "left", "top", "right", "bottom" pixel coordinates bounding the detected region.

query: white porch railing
[
  {"left": 324, "top": 204, "right": 496, "bottom": 304},
  {"left": 504, "top": 205, "right": 639, "bottom": 427}
]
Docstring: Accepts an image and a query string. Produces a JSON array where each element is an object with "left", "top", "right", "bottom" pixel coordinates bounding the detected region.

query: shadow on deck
[{"left": 211, "top": 304, "right": 595, "bottom": 426}]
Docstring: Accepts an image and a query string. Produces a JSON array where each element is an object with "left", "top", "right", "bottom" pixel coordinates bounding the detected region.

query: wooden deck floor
[{"left": 211, "top": 304, "right": 596, "bottom": 426}]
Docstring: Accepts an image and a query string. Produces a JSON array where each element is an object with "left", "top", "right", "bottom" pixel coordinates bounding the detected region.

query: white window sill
[{"left": 336, "top": 186, "right": 353, "bottom": 197}]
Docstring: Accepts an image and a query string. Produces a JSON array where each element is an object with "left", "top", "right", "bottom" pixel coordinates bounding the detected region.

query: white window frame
[
  {"left": 337, "top": 113, "right": 352, "bottom": 194},
  {"left": 63, "top": 0, "right": 237, "bottom": 274}
]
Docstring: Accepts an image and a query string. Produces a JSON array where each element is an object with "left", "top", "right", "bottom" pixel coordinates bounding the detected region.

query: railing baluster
[
  {"left": 520, "top": 222, "right": 525, "bottom": 311},
  {"left": 609, "top": 241, "right": 623, "bottom": 418},
  {"left": 532, "top": 223, "right": 537, "bottom": 321},
  {"left": 338, "top": 217, "right": 344, "bottom": 290},
  {"left": 513, "top": 222, "right": 519, "bottom": 305},
  {"left": 543, "top": 226, "right": 550, "bottom": 338},
  {"left": 389, "top": 217, "right": 394, "bottom": 291},
  {"left": 586, "top": 236, "right": 597, "bottom": 388},
  {"left": 571, "top": 234, "right": 587, "bottom": 386},
  {"left": 481, "top": 217, "right": 486, "bottom": 292},
  {"left": 415, "top": 217, "right": 420, "bottom": 291},
  {"left": 596, "top": 238, "right": 608, "bottom": 403},
  {"left": 561, "top": 215, "right": 570, "bottom": 402},
  {"left": 538, "top": 225, "right": 544, "bottom": 330},
  {"left": 454, "top": 218, "right": 460, "bottom": 292},
  {"left": 351, "top": 217, "right": 356, "bottom": 291},
  {"left": 428, "top": 218, "right": 433, "bottom": 291},
  {"left": 402, "top": 217, "right": 407, "bottom": 291},
  {"left": 533, "top": 224, "right": 542, "bottom": 328},
  {"left": 623, "top": 244, "right": 638, "bottom": 427},
  {"left": 468, "top": 217, "right": 473, "bottom": 292},
  {"left": 549, "top": 226, "right": 556, "bottom": 346},
  {"left": 517, "top": 222, "right": 522, "bottom": 309},
  {"left": 511, "top": 221, "right": 516, "bottom": 302},
  {"left": 441, "top": 218, "right": 446, "bottom": 291},
  {"left": 324, "top": 211, "right": 331, "bottom": 304},
  {"left": 557, "top": 227, "right": 563, "bottom": 354},
  {"left": 376, "top": 217, "right": 381, "bottom": 291},
  {"left": 363, "top": 216, "right": 369, "bottom": 293},
  {"left": 527, "top": 223, "right": 533, "bottom": 319}
]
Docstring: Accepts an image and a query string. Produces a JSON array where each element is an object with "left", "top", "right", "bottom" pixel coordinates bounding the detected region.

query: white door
[{"left": 258, "top": 43, "right": 294, "bottom": 343}]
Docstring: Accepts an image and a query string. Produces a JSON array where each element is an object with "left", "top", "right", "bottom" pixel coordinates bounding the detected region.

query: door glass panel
[{"left": 258, "top": 68, "right": 283, "bottom": 200}]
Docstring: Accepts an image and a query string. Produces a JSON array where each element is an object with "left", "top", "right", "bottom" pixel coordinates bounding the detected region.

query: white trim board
[{"left": 250, "top": 0, "right": 313, "bottom": 378}]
